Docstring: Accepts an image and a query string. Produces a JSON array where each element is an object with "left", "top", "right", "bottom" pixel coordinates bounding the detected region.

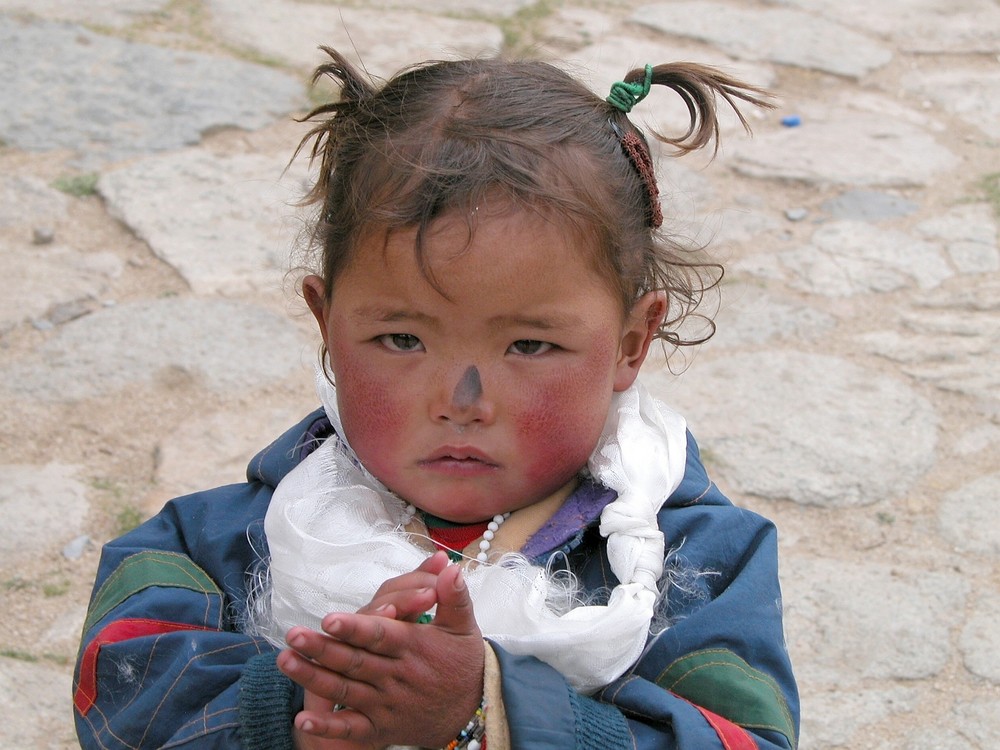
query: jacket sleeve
[
  {"left": 72, "top": 411, "right": 329, "bottom": 750},
  {"left": 491, "top": 436, "right": 799, "bottom": 750},
  {"left": 73, "top": 483, "right": 299, "bottom": 750}
]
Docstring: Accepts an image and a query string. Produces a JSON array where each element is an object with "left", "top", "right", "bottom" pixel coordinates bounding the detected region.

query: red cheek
[
  {"left": 515, "top": 380, "right": 608, "bottom": 487},
  {"left": 329, "top": 345, "right": 406, "bottom": 465}
]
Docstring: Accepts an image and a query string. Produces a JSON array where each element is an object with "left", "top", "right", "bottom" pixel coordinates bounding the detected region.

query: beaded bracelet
[{"left": 443, "top": 698, "right": 487, "bottom": 750}]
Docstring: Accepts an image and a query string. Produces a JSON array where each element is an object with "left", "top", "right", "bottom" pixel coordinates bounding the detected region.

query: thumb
[{"left": 431, "top": 564, "right": 479, "bottom": 635}]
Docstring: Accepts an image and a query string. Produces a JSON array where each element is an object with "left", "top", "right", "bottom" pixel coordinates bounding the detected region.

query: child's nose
[{"left": 434, "top": 365, "right": 496, "bottom": 427}]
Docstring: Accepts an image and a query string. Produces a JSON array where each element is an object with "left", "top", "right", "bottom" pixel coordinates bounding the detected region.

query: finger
[
  {"left": 278, "top": 648, "right": 381, "bottom": 707},
  {"left": 358, "top": 587, "right": 437, "bottom": 622},
  {"left": 320, "top": 612, "right": 404, "bottom": 657},
  {"left": 283, "top": 629, "right": 388, "bottom": 684},
  {"left": 430, "top": 564, "right": 479, "bottom": 635},
  {"left": 296, "top": 706, "right": 376, "bottom": 745}
]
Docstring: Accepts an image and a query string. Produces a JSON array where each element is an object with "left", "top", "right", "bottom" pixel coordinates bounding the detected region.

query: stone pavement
[{"left": 1, "top": 1, "right": 998, "bottom": 747}]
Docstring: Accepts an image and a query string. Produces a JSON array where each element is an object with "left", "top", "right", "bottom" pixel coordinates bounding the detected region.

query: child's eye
[
  {"left": 508, "top": 339, "right": 553, "bottom": 356},
  {"left": 378, "top": 333, "right": 424, "bottom": 352}
]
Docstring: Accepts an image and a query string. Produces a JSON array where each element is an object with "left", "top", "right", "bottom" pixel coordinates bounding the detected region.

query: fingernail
[
  {"left": 301, "top": 719, "right": 314, "bottom": 733},
  {"left": 374, "top": 604, "right": 390, "bottom": 613},
  {"left": 290, "top": 633, "right": 306, "bottom": 649},
  {"left": 454, "top": 568, "right": 466, "bottom": 591}
]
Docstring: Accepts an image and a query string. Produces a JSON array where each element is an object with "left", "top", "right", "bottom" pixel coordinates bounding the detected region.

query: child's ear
[
  {"left": 302, "top": 274, "right": 331, "bottom": 342},
  {"left": 613, "top": 291, "right": 667, "bottom": 392}
]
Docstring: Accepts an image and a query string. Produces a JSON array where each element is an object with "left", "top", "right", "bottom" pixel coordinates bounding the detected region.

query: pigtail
[
  {"left": 627, "top": 62, "right": 774, "bottom": 156},
  {"left": 293, "top": 47, "right": 377, "bottom": 206}
]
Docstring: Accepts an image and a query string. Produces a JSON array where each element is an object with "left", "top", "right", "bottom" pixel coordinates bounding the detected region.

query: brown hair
[{"left": 295, "top": 48, "right": 772, "bottom": 348}]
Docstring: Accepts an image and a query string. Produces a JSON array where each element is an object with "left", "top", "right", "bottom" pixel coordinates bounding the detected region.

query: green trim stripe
[
  {"left": 656, "top": 648, "right": 796, "bottom": 747},
  {"left": 84, "top": 550, "right": 222, "bottom": 633}
]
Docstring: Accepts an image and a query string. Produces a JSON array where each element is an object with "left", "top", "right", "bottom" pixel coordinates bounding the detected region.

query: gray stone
[
  {"left": 32, "top": 226, "right": 55, "bottom": 245},
  {"left": 783, "top": 557, "right": 967, "bottom": 684},
  {"left": 0, "top": 0, "right": 169, "bottom": 29},
  {"left": 940, "top": 474, "right": 1000, "bottom": 556},
  {"left": 0, "top": 243, "right": 123, "bottom": 332},
  {"left": 0, "top": 175, "right": 69, "bottom": 229},
  {"left": 0, "top": 297, "right": 309, "bottom": 401},
  {"left": 208, "top": 0, "right": 503, "bottom": 77},
  {"left": 0, "top": 17, "right": 305, "bottom": 166},
  {"left": 0, "top": 464, "right": 88, "bottom": 562},
  {"left": 770, "top": 0, "right": 1000, "bottom": 54},
  {"left": 820, "top": 190, "right": 920, "bottom": 222},
  {"left": 798, "top": 686, "right": 919, "bottom": 749},
  {"left": 642, "top": 351, "right": 938, "bottom": 507},
  {"left": 960, "top": 594, "right": 1000, "bottom": 684},
  {"left": 633, "top": 2, "right": 892, "bottom": 78},
  {"left": 0, "top": 657, "right": 77, "bottom": 750},
  {"left": 917, "top": 204, "right": 999, "bottom": 275},
  {"left": 784, "top": 208, "right": 808, "bottom": 222},
  {"left": 732, "top": 110, "right": 958, "bottom": 187},
  {"left": 903, "top": 68, "right": 1000, "bottom": 140},
  {"left": 99, "top": 149, "right": 308, "bottom": 295},
  {"left": 62, "top": 534, "right": 91, "bottom": 560},
  {"left": 778, "top": 222, "right": 952, "bottom": 296}
]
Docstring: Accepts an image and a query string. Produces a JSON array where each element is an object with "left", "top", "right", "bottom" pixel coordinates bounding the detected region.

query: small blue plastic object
[{"left": 781, "top": 115, "right": 802, "bottom": 127}]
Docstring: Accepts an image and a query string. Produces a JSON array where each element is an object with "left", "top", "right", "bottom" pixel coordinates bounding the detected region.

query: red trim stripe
[
  {"left": 672, "top": 692, "right": 759, "bottom": 750},
  {"left": 74, "top": 618, "right": 214, "bottom": 716}
]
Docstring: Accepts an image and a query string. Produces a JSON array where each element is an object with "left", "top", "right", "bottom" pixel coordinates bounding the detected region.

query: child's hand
[{"left": 278, "top": 560, "right": 485, "bottom": 749}]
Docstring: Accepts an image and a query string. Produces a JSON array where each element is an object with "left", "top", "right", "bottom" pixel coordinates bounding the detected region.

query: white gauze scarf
[{"left": 262, "top": 368, "right": 687, "bottom": 694}]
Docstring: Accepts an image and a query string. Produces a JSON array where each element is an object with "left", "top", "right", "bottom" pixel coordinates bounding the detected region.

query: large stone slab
[
  {"left": 0, "top": 297, "right": 309, "bottom": 401},
  {"left": 632, "top": 2, "right": 892, "bottom": 78},
  {"left": 939, "top": 474, "right": 1000, "bottom": 556},
  {"left": 798, "top": 686, "right": 919, "bottom": 749},
  {"left": 768, "top": 0, "right": 1000, "bottom": 54},
  {"left": 0, "top": 464, "right": 88, "bottom": 564},
  {"left": 148, "top": 401, "right": 319, "bottom": 513},
  {"left": 862, "top": 280, "right": 1000, "bottom": 406},
  {"left": 208, "top": 0, "right": 503, "bottom": 77},
  {"left": 777, "top": 222, "right": 952, "bottom": 296},
  {"left": 0, "top": 0, "right": 168, "bottom": 28},
  {"left": 903, "top": 68, "right": 1000, "bottom": 140},
  {"left": 731, "top": 110, "right": 958, "bottom": 187},
  {"left": 0, "top": 243, "right": 123, "bottom": 332},
  {"left": 0, "top": 657, "right": 77, "bottom": 749},
  {"left": 643, "top": 351, "right": 938, "bottom": 507},
  {"left": 917, "top": 204, "right": 999, "bottom": 275},
  {"left": 99, "top": 149, "right": 308, "bottom": 295},
  {"left": 783, "top": 557, "right": 967, "bottom": 684},
  {"left": 0, "top": 175, "right": 69, "bottom": 229},
  {"left": 0, "top": 17, "right": 304, "bottom": 166},
  {"left": 709, "top": 284, "right": 836, "bottom": 347},
  {"left": 360, "top": 0, "right": 538, "bottom": 17},
  {"left": 960, "top": 592, "right": 1000, "bottom": 684}
]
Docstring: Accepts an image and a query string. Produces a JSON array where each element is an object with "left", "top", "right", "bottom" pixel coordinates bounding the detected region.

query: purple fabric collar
[{"left": 520, "top": 479, "right": 617, "bottom": 560}]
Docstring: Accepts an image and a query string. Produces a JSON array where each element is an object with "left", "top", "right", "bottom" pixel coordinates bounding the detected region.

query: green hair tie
[{"left": 606, "top": 64, "right": 653, "bottom": 113}]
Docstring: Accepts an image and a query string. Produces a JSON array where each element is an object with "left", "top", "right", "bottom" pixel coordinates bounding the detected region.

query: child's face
[{"left": 304, "top": 206, "right": 664, "bottom": 523}]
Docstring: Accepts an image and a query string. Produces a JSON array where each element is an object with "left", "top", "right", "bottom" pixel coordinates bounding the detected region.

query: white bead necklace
[{"left": 404, "top": 504, "right": 511, "bottom": 563}]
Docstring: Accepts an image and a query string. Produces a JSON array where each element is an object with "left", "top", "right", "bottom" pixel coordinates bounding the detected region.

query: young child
[{"left": 74, "top": 49, "right": 798, "bottom": 750}]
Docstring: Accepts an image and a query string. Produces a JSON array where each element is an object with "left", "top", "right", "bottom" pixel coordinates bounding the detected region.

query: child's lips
[{"left": 419, "top": 446, "right": 500, "bottom": 473}]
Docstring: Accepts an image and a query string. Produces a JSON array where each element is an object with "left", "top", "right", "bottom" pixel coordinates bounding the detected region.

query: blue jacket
[{"left": 74, "top": 410, "right": 798, "bottom": 749}]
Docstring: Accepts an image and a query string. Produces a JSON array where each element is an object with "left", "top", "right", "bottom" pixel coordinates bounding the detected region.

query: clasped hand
[{"left": 276, "top": 551, "right": 486, "bottom": 750}]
